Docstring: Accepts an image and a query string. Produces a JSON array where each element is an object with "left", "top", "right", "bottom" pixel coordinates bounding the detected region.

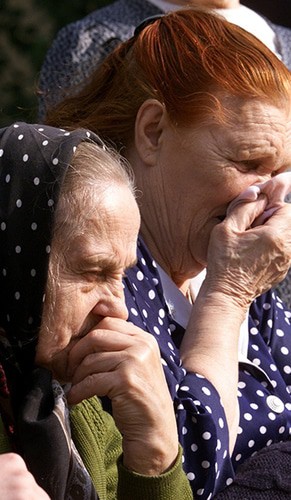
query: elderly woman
[
  {"left": 0, "top": 122, "right": 193, "bottom": 499},
  {"left": 44, "top": 8, "right": 291, "bottom": 498}
]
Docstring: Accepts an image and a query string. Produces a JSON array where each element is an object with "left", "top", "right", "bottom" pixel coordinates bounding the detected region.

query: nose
[
  {"left": 91, "top": 285, "right": 129, "bottom": 321},
  {"left": 109, "top": 292, "right": 129, "bottom": 320}
]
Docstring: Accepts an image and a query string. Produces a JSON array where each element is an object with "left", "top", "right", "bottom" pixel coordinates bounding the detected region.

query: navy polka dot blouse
[{"left": 123, "top": 237, "right": 291, "bottom": 499}]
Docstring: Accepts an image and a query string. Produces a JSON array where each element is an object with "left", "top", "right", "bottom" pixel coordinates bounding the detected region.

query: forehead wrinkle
[
  {"left": 230, "top": 119, "right": 288, "bottom": 163},
  {"left": 218, "top": 96, "right": 290, "bottom": 157},
  {"left": 209, "top": 111, "right": 285, "bottom": 159},
  {"left": 83, "top": 214, "right": 138, "bottom": 271}
]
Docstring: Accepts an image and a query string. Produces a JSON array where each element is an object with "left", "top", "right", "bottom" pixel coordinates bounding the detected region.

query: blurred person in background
[{"left": 38, "top": 0, "right": 291, "bottom": 120}]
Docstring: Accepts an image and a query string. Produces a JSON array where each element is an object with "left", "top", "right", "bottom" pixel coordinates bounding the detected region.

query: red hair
[{"left": 45, "top": 8, "right": 291, "bottom": 148}]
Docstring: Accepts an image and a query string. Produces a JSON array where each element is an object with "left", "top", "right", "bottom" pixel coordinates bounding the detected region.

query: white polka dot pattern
[
  {"left": 122, "top": 238, "right": 291, "bottom": 499},
  {"left": 0, "top": 122, "right": 101, "bottom": 371}
]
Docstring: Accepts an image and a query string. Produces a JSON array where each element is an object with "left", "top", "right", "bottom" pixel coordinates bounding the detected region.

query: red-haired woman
[
  {"left": 38, "top": 0, "right": 291, "bottom": 121},
  {"left": 45, "top": 9, "right": 291, "bottom": 498}
]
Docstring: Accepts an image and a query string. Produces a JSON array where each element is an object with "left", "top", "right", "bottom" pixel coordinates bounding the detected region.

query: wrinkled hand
[
  {"left": 227, "top": 171, "right": 291, "bottom": 226},
  {"left": 67, "top": 318, "right": 178, "bottom": 475},
  {"left": 183, "top": 183, "right": 291, "bottom": 452},
  {"left": 206, "top": 193, "right": 291, "bottom": 308},
  {"left": 0, "top": 453, "right": 50, "bottom": 500}
]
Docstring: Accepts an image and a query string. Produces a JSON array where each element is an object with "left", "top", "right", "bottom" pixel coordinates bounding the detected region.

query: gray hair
[
  {"left": 52, "top": 140, "right": 136, "bottom": 248},
  {"left": 45, "top": 139, "right": 137, "bottom": 304}
]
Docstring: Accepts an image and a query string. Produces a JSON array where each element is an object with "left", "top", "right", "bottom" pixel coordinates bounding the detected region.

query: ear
[{"left": 134, "top": 99, "right": 167, "bottom": 167}]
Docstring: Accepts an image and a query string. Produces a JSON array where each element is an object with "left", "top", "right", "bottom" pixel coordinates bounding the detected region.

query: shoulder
[
  {"left": 265, "top": 19, "right": 291, "bottom": 69},
  {"left": 268, "top": 19, "right": 291, "bottom": 42},
  {"left": 52, "top": 0, "right": 162, "bottom": 43},
  {"left": 38, "top": 0, "right": 163, "bottom": 107}
]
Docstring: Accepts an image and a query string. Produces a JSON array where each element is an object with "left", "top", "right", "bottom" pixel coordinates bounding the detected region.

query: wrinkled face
[
  {"left": 152, "top": 97, "right": 291, "bottom": 276},
  {"left": 35, "top": 184, "right": 140, "bottom": 381}
]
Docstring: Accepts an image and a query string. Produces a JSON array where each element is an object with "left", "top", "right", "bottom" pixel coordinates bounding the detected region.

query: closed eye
[
  {"left": 239, "top": 160, "right": 262, "bottom": 171},
  {"left": 239, "top": 159, "right": 284, "bottom": 177}
]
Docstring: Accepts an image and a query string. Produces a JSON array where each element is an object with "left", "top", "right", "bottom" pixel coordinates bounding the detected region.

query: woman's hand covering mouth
[{"left": 227, "top": 172, "right": 291, "bottom": 226}]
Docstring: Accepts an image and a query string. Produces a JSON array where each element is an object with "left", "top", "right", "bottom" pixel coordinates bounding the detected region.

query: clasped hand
[
  {"left": 66, "top": 317, "right": 178, "bottom": 475},
  {"left": 206, "top": 173, "right": 291, "bottom": 308}
]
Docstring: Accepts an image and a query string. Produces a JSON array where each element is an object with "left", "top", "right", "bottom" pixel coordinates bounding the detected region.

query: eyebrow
[{"left": 82, "top": 254, "right": 138, "bottom": 273}]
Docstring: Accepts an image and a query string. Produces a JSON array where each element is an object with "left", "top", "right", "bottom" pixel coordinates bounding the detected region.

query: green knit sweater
[
  {"left": 0, "top": 396, "right": 193, "bottom": 499},
  {"left": 70, "top": 397, "right": 193, "bottom": 500}
]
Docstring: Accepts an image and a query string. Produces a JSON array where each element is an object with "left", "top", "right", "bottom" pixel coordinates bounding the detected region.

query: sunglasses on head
[{"left": 134, "top": 14, "right": 164, "bottom": 36}]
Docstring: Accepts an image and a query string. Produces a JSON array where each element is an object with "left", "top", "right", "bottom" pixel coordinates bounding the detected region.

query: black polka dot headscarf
[{"left": 0, "top": 122, "right": 100, "bottom": 372}]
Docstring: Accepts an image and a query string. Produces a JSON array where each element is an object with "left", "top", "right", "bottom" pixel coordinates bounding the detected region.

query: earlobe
[{"left": 135, "top": 99, "right": 166, "bottom": 166}]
